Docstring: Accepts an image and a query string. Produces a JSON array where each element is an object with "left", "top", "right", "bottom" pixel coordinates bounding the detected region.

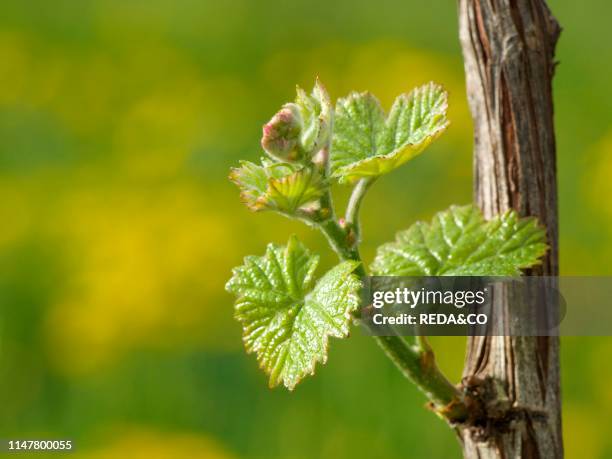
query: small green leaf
[
  {"left": 371, "top": 204, "right": 548, "bottom": 276},
  {"left": 331, "top": 82, "right": 449, "bottom": 183},
  {"left": 229, "top": 159, "right": 326, "bottom": 213},
  {"left": 226, "top": 236, "right": 361, "bottom": 390}
]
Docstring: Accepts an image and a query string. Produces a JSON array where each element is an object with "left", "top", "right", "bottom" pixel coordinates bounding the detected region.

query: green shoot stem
[
  {"left": 308, "top": 140, "right": 466, "bottom": 422},
  {"left": 315, "top": 193, "right": 468, "bottom": 424},
  {"left": 374, "top": 336, "right": 467, "bottom": 422}
]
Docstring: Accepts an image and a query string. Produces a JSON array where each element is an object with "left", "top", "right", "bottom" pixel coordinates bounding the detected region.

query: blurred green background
[{"left": 1, "top": 0, "right": 611, "bottom": 458}]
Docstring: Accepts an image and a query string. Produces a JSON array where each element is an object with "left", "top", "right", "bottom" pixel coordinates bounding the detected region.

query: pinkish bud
[{"left": 261, "top": 104, "right": 303, "bottom": 162}]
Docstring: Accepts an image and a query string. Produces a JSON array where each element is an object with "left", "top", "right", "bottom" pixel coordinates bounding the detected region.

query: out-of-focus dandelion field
[{"left": 0, "top": 1, "right": 611, "bottom": 458}]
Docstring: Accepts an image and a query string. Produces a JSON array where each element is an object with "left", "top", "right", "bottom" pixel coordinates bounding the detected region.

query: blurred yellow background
[{"left": 0, "top": 0, "right": 611, "bottom": 457}]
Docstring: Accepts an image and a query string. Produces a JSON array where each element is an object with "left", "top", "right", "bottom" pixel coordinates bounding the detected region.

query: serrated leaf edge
[
  {"left": 332, "top": 120, "right": 449, "bottom": 182},
  {"left": 229, "top": 162, "right": 325, "bottom": 213},
  {"left": 226, "top": 238, "right": 362, "bottom": 390},
  {"left": 370, "top": 204, "right": 549, "bottom": 277},
  {"left": 331, "top": 82, "right": 450, "bottom": 183}
]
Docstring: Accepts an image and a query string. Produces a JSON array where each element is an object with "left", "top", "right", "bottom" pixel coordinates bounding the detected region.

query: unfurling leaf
[
  {"left": 226, "top": 236, "right": 361, "bottom": 390},
  {"left": 229, "top": 159, "right": 326, "bottom": 213},
  {"left": 331, "top": 82, "right": 449, "bottom": 183},
  {"left": 371, "top": 204, "right": 548, "bottom": 276},
  {"left": 261, "top": 79, "right": 332, "bottom": 163},
  {"left": 295, "top": 79, "right": 333, "bottom": 156}
]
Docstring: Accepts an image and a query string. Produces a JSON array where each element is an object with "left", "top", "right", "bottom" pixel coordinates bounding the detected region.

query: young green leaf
[
  {"left": 371, "top": 204, "right": 548, "bottom": 276},
  {"left": 229, "top": 159, "right": 326, "bottom": 213},
  {"left": 226, "top": 236, "right": 361, "bottom": 390},
  {"left": 331, "top": 82, "right": 449, "bottom": 183}
]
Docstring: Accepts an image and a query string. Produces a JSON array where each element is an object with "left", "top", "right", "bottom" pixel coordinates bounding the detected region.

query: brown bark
[{"left": 457, "top": 0, "right": 562, "bottom": 457}]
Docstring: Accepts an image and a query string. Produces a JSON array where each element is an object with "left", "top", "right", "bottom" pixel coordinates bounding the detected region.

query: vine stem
[
  {"left": 315, "top": 216, "right": 468, "bottom": 424},
  {"left": 309, "top": 141, "right": 467, "bottom": 422}
]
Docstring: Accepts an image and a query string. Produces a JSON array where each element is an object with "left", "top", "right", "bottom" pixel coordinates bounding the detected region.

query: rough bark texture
[{"left": 457, "top": 0, "right": 562, "bottom": 457}]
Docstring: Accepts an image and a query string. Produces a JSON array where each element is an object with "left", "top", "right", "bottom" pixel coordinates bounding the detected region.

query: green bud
[{"left": 261, "top": 104, "right": 303, "bottom": 162}]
